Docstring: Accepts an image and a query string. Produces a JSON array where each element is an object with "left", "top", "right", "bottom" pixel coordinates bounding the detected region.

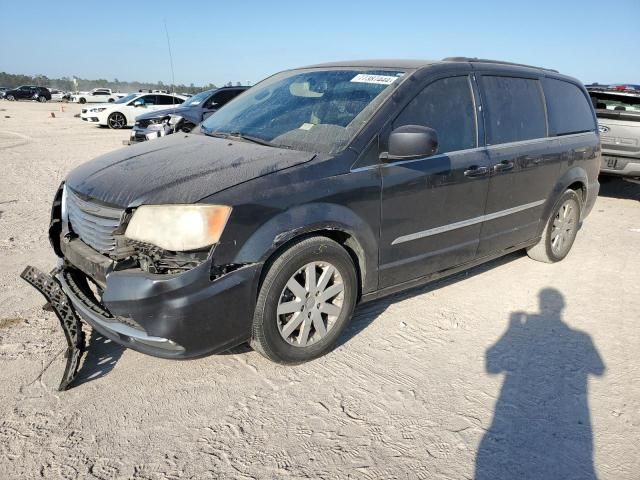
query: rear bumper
[
  {"left": 583, "top": 180, "right": 599, "bottom": 220},
  {"left": 58, "top": 256, "right": 261, "bottom": 359},
  {"left": 600, "top": 155, "right": 640, "bottom": 178}
]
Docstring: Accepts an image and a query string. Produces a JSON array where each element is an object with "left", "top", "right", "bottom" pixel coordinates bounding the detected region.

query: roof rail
[{"left": 442, "top": 57, "right": 559, "bottom": 73}]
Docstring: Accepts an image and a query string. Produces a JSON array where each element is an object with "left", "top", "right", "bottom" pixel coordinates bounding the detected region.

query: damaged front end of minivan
[{"left": 22, "top": 182, "right": 262, "bottom": 389}]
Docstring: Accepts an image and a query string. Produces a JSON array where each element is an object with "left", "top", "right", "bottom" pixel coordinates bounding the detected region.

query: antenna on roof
[{"left": 163, "top": 19, "right": 177, "bottom": 102}]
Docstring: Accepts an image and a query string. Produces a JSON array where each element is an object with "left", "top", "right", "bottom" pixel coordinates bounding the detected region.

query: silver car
[{"left": 589, "top": 90, "right": 640, "bottom": 178}]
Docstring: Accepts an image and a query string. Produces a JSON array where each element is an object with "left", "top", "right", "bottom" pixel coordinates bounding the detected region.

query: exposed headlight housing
[
  {"left": 169, "top": 114, "right": 183, "bottom": 126},
  {"left": 124, "top": 205, "right": 232, "bottom": 252}
]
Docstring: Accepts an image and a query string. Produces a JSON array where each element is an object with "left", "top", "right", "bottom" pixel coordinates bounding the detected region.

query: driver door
[{"left": 379, "top": 74, "right": 492, "bottom": 288}]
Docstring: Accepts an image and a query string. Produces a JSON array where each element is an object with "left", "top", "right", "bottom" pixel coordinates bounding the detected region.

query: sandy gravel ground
[{"left": 0, "top": 101, "right": 639, "bottom": 480}]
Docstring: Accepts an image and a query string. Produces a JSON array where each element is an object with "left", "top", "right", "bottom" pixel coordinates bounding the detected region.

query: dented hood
[{"left": 65, "top": 133, "right": 315, "bottom": 207}]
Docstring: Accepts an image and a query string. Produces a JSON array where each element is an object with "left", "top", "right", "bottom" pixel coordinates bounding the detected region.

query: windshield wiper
[
  {"left": 201, "top": 129, "right": 287, "bottom": 148},
  {"left": 227, "top": 132, "right": 276, "bottom": 147}
]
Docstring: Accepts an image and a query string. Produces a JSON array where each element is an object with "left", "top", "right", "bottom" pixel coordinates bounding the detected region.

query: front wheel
[
  {"left": 6, "top": 95, "right": 15, "bottom": 101},
  {"left": 38, "top": 96, "right": 47, "bottom": 103},
  {"left": 78, "top": 97, "right": 86, "bottom": 104},
  {"left": 527, "top": 190, "right": 581, "bottom": 263},
  {"left": 107, "top": 112, "right": 126, "bottom": 129},
  {"left": 251, "top": 236, "right": 358, "bottom": 364}
]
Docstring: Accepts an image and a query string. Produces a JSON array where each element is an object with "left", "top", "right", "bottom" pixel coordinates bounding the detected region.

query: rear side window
[
  {"left": 393, "top": 76, "right": 476, "bottom": 154},
  {"left": 543, "top": 78, "right": 596, "bottom": 135},
  {"left": 208, "top": 90, "right": 241, "bottom": 108},
  {"left": 157, "top": 95, "right": 183, "bottom": 105},
  {"left": 480, "top": 76, "right": 547, "bottom": 145}
]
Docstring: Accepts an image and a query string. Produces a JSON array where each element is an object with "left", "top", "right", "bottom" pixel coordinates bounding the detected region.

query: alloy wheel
[
  {"left": 277, "top": 261, "right": 344, "bottom": 347},
  {"left": 108, "top": 113, "right": 126, "bottom": 129},
  {"left": 550, "top": 199, "right": 578, "bottom": 256}
]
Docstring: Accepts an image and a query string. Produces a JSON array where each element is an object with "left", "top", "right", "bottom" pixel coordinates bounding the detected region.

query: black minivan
[{"left": 30, "top": 58, "right": 600, "bottom": 366}]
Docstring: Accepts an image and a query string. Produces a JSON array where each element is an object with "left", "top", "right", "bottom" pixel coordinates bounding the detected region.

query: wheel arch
[
  {"left": 228, "top": 203, "right": 378, "bottom": 298},
  {"left": 537, "top": 166, "right": 589, "bottom": 238}
]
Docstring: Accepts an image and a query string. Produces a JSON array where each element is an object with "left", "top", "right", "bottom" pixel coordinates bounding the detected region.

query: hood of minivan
[{"left": 65, "top": 134, "right": 315, "bottom": 207}]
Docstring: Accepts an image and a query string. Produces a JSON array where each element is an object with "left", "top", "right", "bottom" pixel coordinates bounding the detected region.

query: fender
[{"left": 231, "top": 202, "right": 378, "bottom": 294}]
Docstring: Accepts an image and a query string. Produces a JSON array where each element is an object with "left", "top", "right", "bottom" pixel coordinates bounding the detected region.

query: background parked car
[
  {"left": 48, "top": 89, "right": 67, "bottom": 101},
  {"left": 589, "top": 89, "right": 640, "bottom": 178},
  {"left": 2, "top": 85, "right": 51, "bottom": 102},
  {"left": 71, "top": 88, "right": 125, "bottom": 104},
  {"left": 82, "top": 92, "right": 186, "bottom": 129},
  {"left": 130, "top": 86, "right": 248, "bottom": 143}
]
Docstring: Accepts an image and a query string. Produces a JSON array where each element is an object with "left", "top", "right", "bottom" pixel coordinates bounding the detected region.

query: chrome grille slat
[{"left": 66, "top": 189, "right": 123, "bottom": 254}]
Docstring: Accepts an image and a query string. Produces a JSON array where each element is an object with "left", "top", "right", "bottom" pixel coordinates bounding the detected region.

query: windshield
[
  {"left": 200, "top": 68, "right": 406, "bottom": 153},
  {"left": 182, "top": 90, "right": 212, "bottom": 107},
  {"left": 114, "top": 94, "right": 137, "bottom": 104}
]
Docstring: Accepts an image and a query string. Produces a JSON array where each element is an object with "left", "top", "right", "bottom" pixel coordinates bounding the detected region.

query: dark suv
[
  {"left": 3, "top": 85, "right": 52, "bottom": 102},
  {"left": 129, "top": 86, "right": 248, "bottom": 143},
  {"left": 30, "top": 58, "right": 600, "bottom": 366}
]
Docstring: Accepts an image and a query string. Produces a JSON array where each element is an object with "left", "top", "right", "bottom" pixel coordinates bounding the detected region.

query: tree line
[{"left": 0, "top": 71, "right": 227, "bottom": 94}]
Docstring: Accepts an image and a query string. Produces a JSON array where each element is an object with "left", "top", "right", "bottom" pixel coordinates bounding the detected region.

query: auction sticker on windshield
[{"left": 350, "top": 74, "right": 399, "bottom": 85}]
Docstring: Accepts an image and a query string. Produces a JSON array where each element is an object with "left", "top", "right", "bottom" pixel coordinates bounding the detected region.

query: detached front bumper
[
  {"left": 130, "top": 124, "right": 172, "bottom": 143},
  {"left": 58, "top": 252, "right": 261, "bottom": 359}
]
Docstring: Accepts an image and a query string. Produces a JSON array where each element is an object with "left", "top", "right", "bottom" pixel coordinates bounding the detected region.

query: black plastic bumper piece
[
  {"left": 20, "top": 266, "right": 85, "bottom": 391},
  {"left": 57, "top": 259, "right": 262, "bottom": 359}
]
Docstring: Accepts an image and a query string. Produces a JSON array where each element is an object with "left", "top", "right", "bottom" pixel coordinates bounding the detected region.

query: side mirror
[
  {"left": 134, "top": 100, "right": 144, "bottom": 107},
  {"left": 382, "top": 125, "right": 438, "bottom": 162}
]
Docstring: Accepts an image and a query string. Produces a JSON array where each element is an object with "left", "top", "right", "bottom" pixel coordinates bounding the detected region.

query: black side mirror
[{"left": 382, "top": 125, "right": 438, "bottom": 162}]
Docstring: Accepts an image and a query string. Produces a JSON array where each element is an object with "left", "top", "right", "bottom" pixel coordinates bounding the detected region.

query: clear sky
[{"left": 1, "top": 0, "right": 637, "bottom": 86}]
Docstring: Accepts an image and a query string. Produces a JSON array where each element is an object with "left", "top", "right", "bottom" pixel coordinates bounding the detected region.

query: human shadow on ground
[
  {"left": 72, "top": 328, "right": 125, "bottom": 387},
  {"left": 475, "top": 288, "right": 605, "bottom": 480}
]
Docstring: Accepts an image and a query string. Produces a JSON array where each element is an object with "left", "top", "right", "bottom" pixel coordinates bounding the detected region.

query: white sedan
[{"left": 81, "top": 93, "right": 186, "bottom": 129}]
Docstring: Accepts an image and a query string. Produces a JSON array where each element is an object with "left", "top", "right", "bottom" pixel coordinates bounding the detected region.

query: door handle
[
  {"left": 492, "top": 160, "right": 514, "bottom": 173},
  {"left": 464, "top": 166, "right": 490, "bottom": 177}
]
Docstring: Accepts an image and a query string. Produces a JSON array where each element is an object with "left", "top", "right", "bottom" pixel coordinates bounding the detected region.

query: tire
[
  {"left": 107, "top": 112, "right": 126, "bottom": 129},
  {"left": 251, "top": 236, "right": 358, "bottom": 364},
  {"left": 527, "top": 190, "right": 581, "bottom": 263},
  {"left": 6, "top": 95, "right": 15, "bottom": 101},
  {"left": 108, "top": 98, "right": 114, "bottom": 103},
  {"left": 38, "top": 96, "right": 47, "bottom": 103},
  {"left": 78, "top": 97, "right": 86, "bottom": 104}
]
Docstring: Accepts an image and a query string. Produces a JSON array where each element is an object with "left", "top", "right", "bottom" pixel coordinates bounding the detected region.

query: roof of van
[{"left": 302, "top": 57, "right": 559, "bottom": 73}]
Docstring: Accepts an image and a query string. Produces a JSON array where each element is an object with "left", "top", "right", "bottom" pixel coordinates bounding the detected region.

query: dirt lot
[{"left": 0, "top": 101, "right": 639, "bottom": 479}]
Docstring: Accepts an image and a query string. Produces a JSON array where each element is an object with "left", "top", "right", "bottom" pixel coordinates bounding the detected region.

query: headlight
[
  {"left": 124, "top": 205, "right": 232, "bottom": 251},
  {"left": 169, "top": 114, "right": 183, "bottom": 125},
  {"left": 92, "top": 107, "right": 107, "bottom": 112},
  {"left": 147, "top": 117, "right": 164, "bottom": 125}
]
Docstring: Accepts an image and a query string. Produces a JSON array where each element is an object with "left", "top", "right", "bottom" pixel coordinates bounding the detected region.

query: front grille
[{"left": 66, "top": 188, "right": 124, "bottom": 254}]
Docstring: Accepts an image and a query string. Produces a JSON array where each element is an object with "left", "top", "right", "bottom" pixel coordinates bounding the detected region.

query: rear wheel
[
  {"left": 108, "top": 98, "right": 114, "bottom": 103},
  {"left": 251, "top": 236, "right": 358, "bottom": 364},
  {"left": 38, "top": 96, "right": 47, "bottom": 103},
  {"left": 78, "top": 97, "right": 86, "bottom": 104},
  {"left": 527, "top": 190, "right": 581, "bottom": 263},
  {"left": 107, "top": 112, "right": 126, "bottom": 129},
  {"left": 6, "top": 95, "right": 15, "bottom": 101}
]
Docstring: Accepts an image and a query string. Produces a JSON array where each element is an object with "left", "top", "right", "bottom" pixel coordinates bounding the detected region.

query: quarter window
[
  {"left": 479, "top": 76, "right": 546, "bottom": 145},
  {"left": 544, "top": 78, "right": 596, "bottom": 135},
  {"left": 393, "top": 76, "right": 477, "bottom": 154}
]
